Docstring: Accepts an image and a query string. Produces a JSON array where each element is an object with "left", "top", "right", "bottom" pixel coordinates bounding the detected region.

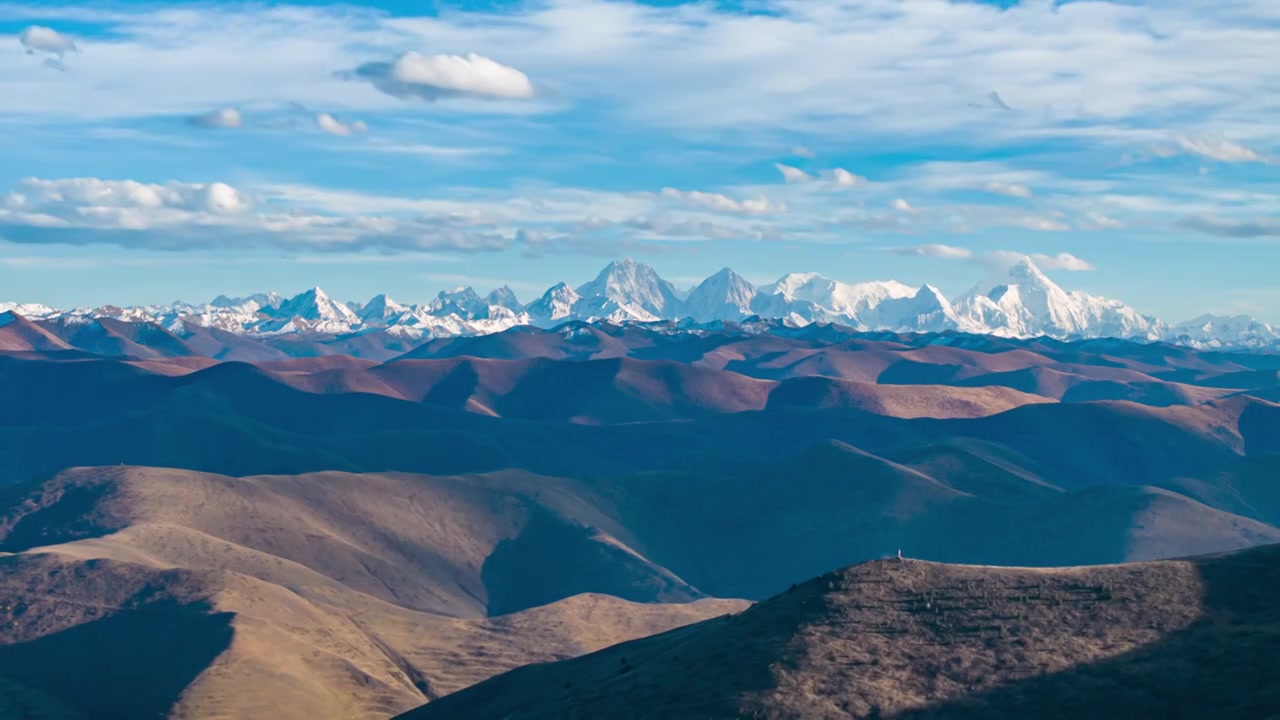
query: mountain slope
[
  {"left": 0, "top": 550, "right": 740, "bottom": 720},
  {"left": 0, "top": 466, "right": 705, "bottom": 618},
  {"left": 0, "top": 312, "right": 73, "bottom": 352},
  {"left": 0, "top": 466, "right": 746, "bottom": 719},
  {"left": 399, "top": 544, "right": 1280, "bottom": 720},
  {"left": 683, "top": 267, "right": 756, "bottom": 321},
  {"left": 953, "top": 258, "right": 1162, "bottom": 340},
  {"left": 573, "top": 258, "right": 683, "bottom": 322}
]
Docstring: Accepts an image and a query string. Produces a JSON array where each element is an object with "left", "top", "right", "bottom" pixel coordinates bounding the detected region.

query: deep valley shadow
[{"left": 0, "top": 601, "right": 234, "bottom": 720}]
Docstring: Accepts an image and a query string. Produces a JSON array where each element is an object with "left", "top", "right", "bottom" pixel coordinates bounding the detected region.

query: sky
[{"left": 1, "top": 0, "right": 1278, "bottom": 322}]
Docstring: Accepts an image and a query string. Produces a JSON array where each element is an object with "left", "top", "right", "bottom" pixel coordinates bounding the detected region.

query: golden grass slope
[
  {"left": 0, "top": 466, "right": 704, "bottom": 618},
  {"left": 0, "top": 466, "right": 745, "bottom": 719},
  {"left": 0, "top": 551, "right": 741, "bottom": 720}
]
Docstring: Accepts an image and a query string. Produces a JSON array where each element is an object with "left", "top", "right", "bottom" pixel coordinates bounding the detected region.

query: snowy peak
[
  {"left": 684, "top": 268, "right": 756, "bottom": 321},
  {"left": 761, "top": 273, "right": 914, "bottom": 312},
  {"left": 754, "top": 272, "right": 915, "bottom": 327},
  {"left": 969, "top": 257, "right": 1060, "bottom": 304},
  {"left": 428, "top": 287, "right": 487, "bottom": 318},
  {"left": 574, "top": 257, "right": 682, "bottom": 321},
  {"left": 1171, "top": 314, "right": 1280, "bottom": 347},
  {"left": 955, "top": 257, "right": 1161, "bottom": 340},
  {"left": 1006, "top": 256, "right": 1054, "bottom": 290},
  {"left": 871, "top": 284, "right": 975, "bottom": 333},
  {"left": 210, "top": 292, "right": 283, "bottom": 311},
  {"left": 526, "top": 282, "right": 582, "bottom": 326},
  {"left": 274, "top": 287, "right": 359, "bottom": 325},
  {"left": 485, "top": 286, "right": 522, "bottom": 312},
  {"left": 359, "top": 294, "right": 409, "bottom": 323}
]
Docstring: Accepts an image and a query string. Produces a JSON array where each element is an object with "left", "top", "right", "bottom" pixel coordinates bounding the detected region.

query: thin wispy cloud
[
  {"left": 191, "top": 107, "right": 243, "bottom": 129},
  {"left": 985, "top": 251, "right": 1096, "bottom": 272},
  {"left": 982, "top": 182, "right": 1033, "bottom": 199},
  {"left": 887, "top": 243, "right": 973, "bottom": 259},
  {"left": 659, "top": 188, "right": 786, "bottom": 216},
  {"left": 827, "top": 168, "right": 867, "bottom": 188},
  {"left": 774, "top": 163, "right": 813, "bottom": 183},
  {"left": 1178, "top": 215, "right": 1280, "bottom": 238},
  {"left": 892, "top": 245, "right": 1096, "bottom": 272},
  {"left": 1172, "top": 136, "right": 1268, "bottom": 164}
]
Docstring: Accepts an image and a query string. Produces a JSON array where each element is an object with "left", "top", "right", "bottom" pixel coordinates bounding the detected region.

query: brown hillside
[
  {"left": 0, "top": 551, "right": 741, "bottom": 720},
  {"left": 0, "top": 466, "right": 703, "bottom": 618},
  {"left": 0, "top": 312, "right": 73, "bottom": 352},
  {"left": 401, "top": 545, "right": 1280, "bottom": 720},
  {"left": 0, "top": 465, "right": 749, "bottom": 719}
]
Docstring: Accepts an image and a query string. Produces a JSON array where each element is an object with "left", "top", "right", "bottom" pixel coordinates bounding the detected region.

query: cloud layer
[
  {"left": 888, "top": 244, "right": 1096, "bottom": 273},
  {"left": 0, "top": 178, "right": 508, "bottom": 252}
]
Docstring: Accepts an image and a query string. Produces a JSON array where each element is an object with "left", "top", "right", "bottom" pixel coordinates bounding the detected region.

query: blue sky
[{"left": 1, "top": 0, "right": 1278, "bottom": 321}]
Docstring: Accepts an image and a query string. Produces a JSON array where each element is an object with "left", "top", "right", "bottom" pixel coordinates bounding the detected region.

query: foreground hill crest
[{"left": 400, "top": 546, "right": 1280, "bottom": 719}]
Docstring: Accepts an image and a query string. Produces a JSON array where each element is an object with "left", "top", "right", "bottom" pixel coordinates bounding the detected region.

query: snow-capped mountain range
[{"left": 2, "top": 257, "right": 1278, "bottom": 351}]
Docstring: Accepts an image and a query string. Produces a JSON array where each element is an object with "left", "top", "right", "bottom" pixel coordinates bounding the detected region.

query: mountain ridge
[{"left": 3, "top": 257, "right": 1278, "bottom": 350}]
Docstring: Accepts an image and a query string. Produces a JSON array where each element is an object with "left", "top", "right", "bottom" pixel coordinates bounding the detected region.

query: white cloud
[
  {"left": 987, "top": 250, "right": 1096, "bottom": 272},
  {"left": 892, "top": 198, "right": 915, "bottom": 212},
  {"left": 316, "top": 112, "right": 368, "bottom": 136},
  {"left": 885, "top": 245, "right": 1090, "bottom": 271},
  {"left": 191, "top": 107, "right": 242, "bottom": 129},
  {"left": 352, "top": 141, "right": 501, "bottom": 158},
  {"left": 1084, "top": 211, "right": 1124, "bottom": 229},
  {"left": 827, "top": 168, "right": 866, "bottom": 188},
  {"left": 0, "top": 177, "right": 509, "bottom": 252},
  {"left": 887, "top": 243, "right": 973, "bottom": 259},
  {"left": 659, "top": 188, "right": 785, "bottom": 215},
  {"left": 1017, "top": 217, "right": 1070, "bottom": 232},
  {"left": 344, "top": 52, "right": 535, "bottom": 102},
  {"left": 791, "top": 146, "right": 816, "bottom": 158},
  {"left": 774, "top": 163, "right": 812, "bottom": 183},
  {"left": 1173, "top": 136, "right": 1267, "bottom": 164},
  {"left": 623, "top": 216, "right": 762, "bottom": 241},
  {"left": 6, "top": 177, "right": 249, "bottom": 216},
  {"left": 1030, "top": 252, "right": 1095, "bottom": 272},
  {"left": 18, "top": 26, "right": 77, "bottom": 56},
  {"left": 983, "top": 181, "right": 1033, "bottom": 199}
]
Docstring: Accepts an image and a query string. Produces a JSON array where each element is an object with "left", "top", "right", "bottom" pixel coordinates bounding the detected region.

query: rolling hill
[
  {"left": 0, "top": 466, "right": 747, "bottom": 719},
  {"left": 0, "top": 322, "right": 1278, "bottom": 717}
]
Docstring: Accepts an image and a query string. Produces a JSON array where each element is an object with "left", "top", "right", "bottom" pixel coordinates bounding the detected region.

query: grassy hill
[{"left": 401, "top": 545, "right": 1280, "bottom": 719}]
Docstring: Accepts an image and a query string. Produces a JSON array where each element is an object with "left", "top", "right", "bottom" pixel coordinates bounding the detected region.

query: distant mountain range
[{"left": 3, "top": 257, "right": 1279, "bottom": 351}]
